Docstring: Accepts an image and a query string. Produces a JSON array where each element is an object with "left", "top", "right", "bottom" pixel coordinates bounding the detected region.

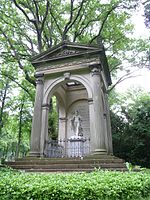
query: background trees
[
  {"left": 111, "top": 88, "right": 150, "bottom": 167},
  {"left": 0, "top": 0, "right": 149, "bottom": 88}
]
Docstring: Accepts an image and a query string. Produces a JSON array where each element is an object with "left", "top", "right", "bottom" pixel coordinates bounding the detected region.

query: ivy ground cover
[{"left": 0, "top": 168, "right": 150, "bottom": 200}]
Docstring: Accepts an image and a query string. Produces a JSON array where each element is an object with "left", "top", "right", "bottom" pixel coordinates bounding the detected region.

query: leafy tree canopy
[
  {"left": 111, "top": 88, "right": 150, "bottom": 167},
  {"left": 0, "top": 0, "right": 149, "bottom": 90}
]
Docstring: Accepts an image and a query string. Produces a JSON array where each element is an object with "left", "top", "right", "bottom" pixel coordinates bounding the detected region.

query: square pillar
[
  {"left": 90, "top": 65, "right": 107, "bottom": 154},
  {"left": 29, "top": 74, "right": 44, "bottom": 157}
]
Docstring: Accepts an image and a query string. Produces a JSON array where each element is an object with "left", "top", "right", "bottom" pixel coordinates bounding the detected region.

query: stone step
[
  {"left": 5, "top": 156, "right": 127, "bottom": 172},
  {"left": 7, "top": 163, "right": 126, "bottom": 170},
  {"left": 16, "top": 155, "right": 121, "bottom": 161},
  {"left": 6, "top": 159, "right": 124, "bottom": 165},
  {"left": 23, "top": 168, "right": 127, "bottom": 173},
  {"left": 25, "top": 168, "right": 94, "bottom": 172}
]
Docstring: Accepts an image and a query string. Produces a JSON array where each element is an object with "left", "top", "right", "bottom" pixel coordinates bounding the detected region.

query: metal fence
[{"left": 45, "top": 137, "right": 90, "bottom": 158}]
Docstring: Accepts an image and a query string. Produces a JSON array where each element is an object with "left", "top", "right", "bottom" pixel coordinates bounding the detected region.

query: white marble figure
[{"left": 70, "top": 110, "right": 83, "bottom": 137}]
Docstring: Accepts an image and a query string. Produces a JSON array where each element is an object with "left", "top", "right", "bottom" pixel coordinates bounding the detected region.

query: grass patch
[{"left": 0, "top": 167, "right": 150, "bottom": 200}]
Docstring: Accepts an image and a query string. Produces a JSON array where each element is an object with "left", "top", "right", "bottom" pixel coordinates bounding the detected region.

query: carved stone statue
[{"left": 71, "top": 110, "right": 83, "bottom": 137}]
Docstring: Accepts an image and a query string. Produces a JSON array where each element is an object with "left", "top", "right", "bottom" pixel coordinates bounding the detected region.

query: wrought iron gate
[{"left": 45, "top": 138, "right": 90, "bottom": 158}]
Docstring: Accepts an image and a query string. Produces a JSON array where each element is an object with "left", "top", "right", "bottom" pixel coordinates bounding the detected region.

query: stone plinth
[{"left": 68, "top": 136, "right": 86, "bottom": 157}]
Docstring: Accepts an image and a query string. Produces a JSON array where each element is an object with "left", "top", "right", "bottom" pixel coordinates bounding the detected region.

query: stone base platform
[{"left": 5, "top": 155, "right": 127, "bottom": 172}]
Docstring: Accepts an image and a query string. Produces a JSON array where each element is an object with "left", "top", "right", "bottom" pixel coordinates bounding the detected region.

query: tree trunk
[
  {"left": 16, "top": 100, "right": 24, "bottom": 159},
  {"left": 0, "top": 81, "right": 9, "bottom": 135}
]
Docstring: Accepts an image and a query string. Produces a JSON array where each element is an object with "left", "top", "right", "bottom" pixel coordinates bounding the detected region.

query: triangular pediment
[{"left": 31, "top": 41, "right": 100, "bottom": 64}]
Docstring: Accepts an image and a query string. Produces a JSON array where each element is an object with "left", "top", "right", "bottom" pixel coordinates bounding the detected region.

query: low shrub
[{"left": 0, "top": 168, "right": 150, "bottom": 200}]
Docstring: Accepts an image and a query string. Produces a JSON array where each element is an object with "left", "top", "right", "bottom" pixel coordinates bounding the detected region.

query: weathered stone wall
[{"left": 67, "top": 100, "right": 90, "bottom": 139}]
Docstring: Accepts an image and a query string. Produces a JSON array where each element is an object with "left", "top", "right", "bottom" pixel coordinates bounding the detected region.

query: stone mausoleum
[{"left": 29, "top": 41, "right": 113, "bottom": 158}]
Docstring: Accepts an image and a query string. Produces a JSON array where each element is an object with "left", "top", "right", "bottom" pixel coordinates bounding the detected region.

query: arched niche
[
  {"left": 40, "top": 76, "right": 91, "bottom": 157},
  {"left": 43, "top": 76, "right": 91, "bottom": 140},
  {"left": 43, "top": 74, "right": 93, "bottom": 105}
]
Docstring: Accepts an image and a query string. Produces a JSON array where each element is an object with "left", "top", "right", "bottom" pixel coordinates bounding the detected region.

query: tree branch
[
  {"left": 106, "top": 36, "right": 124, "bottom": 51},
  {"left": 73, "top": 18, "right": 100, "bottom": 42},
  {"left": 90, "top": 4, "right": 119, "bottom": 44},
  {"left": 63, "top": 0, "right": 86, "bottom": 40},
  {"left": 41, "top": 0, "right": 50, "bottom": 32},
  {"left": 108, "top": 70, "right": 140, "bottom": 92},
  {"left": 109, "top": 63, "right": 121, "bottom": 73},
  {"left": 12, "top": 0, "right": 36, "bottom": 23},
  {"left": 33, "top": 0, "right": 40, "bottom": 22},
  {"left": 49, "top": 7, "right": 62, "bottom": 35},
  {"left": 21, "top": 0, "right": 37, "bottom": 20},
  {"left": 43, "top": 29, "right": 52, "bottom": 48},
  {"left": 0, "top": 73, "right": 32, "bottom": 97},
  {"left": 12, "top": 0, "right": 43, "bottom": 52},
  {"left": 62, "top": 0, "right": 75, "bottom": 40},
  {"left": 143, "top": 0, "right": 149, "bottom": 4},
  {"left": 0, "top": 27, "right": 36, "bottom": 86},
  {"left": 23, "top": 34, "right": 37, "bottom": 56},
  {"left": 0, "top": 80, "right": 9, "bottom": 134},
  {"left": 66, "top": 0, "right": 86, "bottom": 32}
]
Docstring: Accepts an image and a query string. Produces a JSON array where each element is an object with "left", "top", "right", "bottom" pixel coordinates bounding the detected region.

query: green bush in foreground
[{"left": 0, "top": 168, "right": 150, "bottom": 200}]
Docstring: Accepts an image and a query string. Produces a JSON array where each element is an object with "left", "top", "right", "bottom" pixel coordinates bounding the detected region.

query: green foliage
[
  {"left": 138, "top": 196, "right": 150, "bottom": 200},
  {"left": 0, "top": 169, "right": 150, "bottom": 200},
  {"left": 48, "top": 97, "right": 58, "bottom": 140},
  {"left": 111, "top": 88, "right": 150, "bottom": 167},
  {"left": 0, "top": 89, "right": 32, "bottom": 160}
]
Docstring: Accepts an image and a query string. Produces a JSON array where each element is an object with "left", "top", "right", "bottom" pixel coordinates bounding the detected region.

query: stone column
[
  {"left": 90, "top": 65, "right": 106, "bottom": 154},
  {"left": 40, "top": 104, "right": 49, "bottom": 157},
  {"left": 58, "top": 117, "right": 67, "bottom": 156},
  {"left": 88, "top": 98, "right": 95, "bottom": 152},
  {"left": 29, "top": 74, "right": 44, "bottom": 157},
  {"left": 58, "top": 117, "right": 67, "bottom": 140},
  {"left": 104, "top": 93, "right": 113, "bottom": 154}
]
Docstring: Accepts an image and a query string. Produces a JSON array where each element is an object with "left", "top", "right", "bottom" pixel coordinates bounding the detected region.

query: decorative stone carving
[
  {"left": 70, "top": 110, "right": 83, "bottom": 137},
  {"left": 34, "top": 73, "right": 44, "bottom": 78},
  {"left": 91, "top": 67, "right": 101, "bottom": 76},
  {"left": 36, "top": 58, "right": 100, "bottom": 71},
  {"left": 36, "top": 78, "right": 43, "bottom": 85},
  {"left": 67, "top": 100, "right": 90, "bottom": 139},
  {"left": 64, "top": 72, "right": 71, "bottom": 80},
  {"left": 51, "top": 50, "right": 80, "bottom": 58},
  {"left": 42, "top": 104, "right": 50, "bottom": 109}
]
